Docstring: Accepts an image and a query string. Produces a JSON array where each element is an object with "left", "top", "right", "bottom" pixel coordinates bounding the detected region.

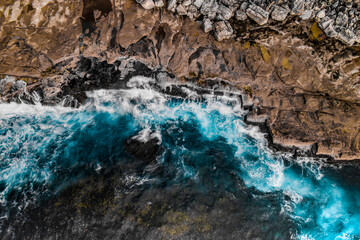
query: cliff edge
[{"left": 1, "top": 0, "right": 360, "bottom": 160}]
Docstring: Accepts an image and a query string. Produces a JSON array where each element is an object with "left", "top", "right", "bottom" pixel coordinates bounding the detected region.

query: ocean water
[{"left": 0, "top": 76, "right": 360, "bottom": 239}]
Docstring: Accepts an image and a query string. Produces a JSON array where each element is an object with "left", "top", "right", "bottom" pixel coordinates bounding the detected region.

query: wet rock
[
  {"left": 124, "top": 133, "right": 162, "bottom": 163},
  {"left": 0, "top": 76, "right": 15, "bottom": 96},
  {"left": 214, "top": 21, "right": 233, "bottom": 41},
  {"left": 271, "top": 5, "right": 289, "bottom": 21},
  {"left": 246, "top": 4, "right": 269, "bottom": 25},
  {"left": 12, "top": 80, "right": 27, "bottom": 91}
]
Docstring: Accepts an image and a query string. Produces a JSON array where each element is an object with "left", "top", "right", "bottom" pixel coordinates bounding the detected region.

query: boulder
[
  {"left": 193, "top": 0, "right": 204, "bottom": 9},
  {"left": 167, "top": 0, "right": 177, "bottom": 12},
  {"left": 187, "top": 5, "right": 200, "bottom": 18},
  {"left": 176, "top": 4, "right": 188, "bottom": 15},
  {"left": 220, "top": 0, "right": 236, "bottom": 7},
  {"left": 136, "top": 0, "right": 155, "bottom": 9},
  {"left": 200, "top": 0, "right": 215, "bottom": 15},
  {"left": 300, "top": 9, "right": 312, "bottom": 20},
  {"left": 208, "top": 2, "right": 219, "bottom": 20},
  {"left": 12, "top": 80, "right": 27, "bottom": 91},
  {"left": 246, "top": 4, "right": 269, "bottom": 25},
  {"left": 203, "top": 18, "right": 213, "bottom": 33},
  {"left": 271, "top": 5, "right": 289, "bottom": 21},
  {"left": 235, "top": 9, "right": 247, "bottom": 21},
  {"left": 214, "top": 21, "right": 233, "bottom": 41},
  {"left": 182, "top": 0, "right": 192, "bottom": 7},
  {"left": 154, "top": 0, "right": 165, "bottom": 7},
  {"left": 217, "top": 3, "right": 233, "bottom": 20},
  {"left": 290, "top": 0, "right": 304, "bottom": 15}
]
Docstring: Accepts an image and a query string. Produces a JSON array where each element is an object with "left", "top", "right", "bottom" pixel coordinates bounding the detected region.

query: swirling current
[{"left": 0, "top": 76, "right": 359, "bottom": 239}]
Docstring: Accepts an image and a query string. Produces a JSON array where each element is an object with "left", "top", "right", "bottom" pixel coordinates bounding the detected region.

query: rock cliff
[{"left": 0, "top": 0, "right": 360, "bottom": 160}]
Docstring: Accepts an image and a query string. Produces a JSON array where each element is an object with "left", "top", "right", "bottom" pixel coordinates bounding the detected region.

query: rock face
[{"left": 0, "top": 0, "right": 360, "bottom": 160}]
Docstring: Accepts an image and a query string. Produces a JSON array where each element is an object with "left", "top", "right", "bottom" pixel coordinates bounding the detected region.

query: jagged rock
[
  {"left": 187, "top": 5, "right": 200, "bottom": 18},
  {"left": 246, "top": 4, "right": 269, "bottom": 25},
  {"left": 176, "top": 4, "right": 188, "bottom": 15},
  {"left": 217, "top": 3, "right": 233, "bottom": 20},
  {"left": 136, "top": 0, "right": 155, "bottom": 9},
  {"left": 220, "top": 0, "right": 236, "bottom": 7},
  {"left": 203, "top": 18, "right": 213, "bottom": 32},
  {"left": 208, "top": 2, "right": 219, "bottom": 19},
  {"left": 271, "top": 5, "right": 289, "bottom": 21},
  {"left": 316, "top": 10, "right": 326, "bottom": 19},
  {"left": 154, "top": 0, "right": 165, "bottom": 7},
  {"left": 12, "top": 80, "right": 27, "bottom": 91},
  {"left": 182, "top": 0, "right": 192, "bottom": 7},
  {"left": 235, "top": 9, "right": 248, "bottom": 21},
  {"left": 214, "top": 21, "right": 233, "bottom": 41},
  {"left": 240, "top": 2, "right": 249, "bottom": 11},
  {"left": 322, "top": 22, "right": 337, "bottom": 38},
  {"left": 167, "top": 0, "right": 177, "bottom": 12},
  {"left": 193, "top": 0, "right": 204, "bottom": 9},
  {"left": 337, "top": 29, "right": 356, "bottom": 45},
  {"left": 200, "top": 0, "right": 216, "bottom": 15}
]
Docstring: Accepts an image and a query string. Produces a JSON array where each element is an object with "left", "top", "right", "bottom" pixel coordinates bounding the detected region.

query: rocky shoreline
[
  {"left": 1, "top": 0, "right": 360, "bottom": 160},
  {"left": 136, "top": 0, "right": 360, "bottom": 45}
]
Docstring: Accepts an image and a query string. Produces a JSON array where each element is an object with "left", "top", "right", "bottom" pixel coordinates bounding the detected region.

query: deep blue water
[{"left": 0, "top": 76, "right": 360, "bottom": 239}]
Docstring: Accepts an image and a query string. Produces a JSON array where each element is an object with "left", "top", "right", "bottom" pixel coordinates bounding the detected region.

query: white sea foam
[{"left": 0, "top": 76, "right": 359, "bottom": 239}]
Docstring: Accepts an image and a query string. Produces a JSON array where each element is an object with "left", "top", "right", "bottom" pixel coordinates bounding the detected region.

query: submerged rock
[{"left": 124, "top": 132, "right": 162, "bottom": 163}]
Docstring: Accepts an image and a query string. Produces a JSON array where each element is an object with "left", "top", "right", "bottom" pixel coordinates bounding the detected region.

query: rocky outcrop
[
  {"left": 0, "top": 0, "right": 360, "bottom": 160},
  {"left": 130, "top": 0, "right": 360, "bottom": 45}
]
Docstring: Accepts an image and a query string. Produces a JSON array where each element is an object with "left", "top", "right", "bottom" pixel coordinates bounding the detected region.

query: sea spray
[{"left": 0, "top": 76, "right": 359, "bottom": 239}]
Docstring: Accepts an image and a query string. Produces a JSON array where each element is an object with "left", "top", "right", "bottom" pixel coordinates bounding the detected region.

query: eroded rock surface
[{"left": 0, "top": 0, "right": 360, "bottom": 160}]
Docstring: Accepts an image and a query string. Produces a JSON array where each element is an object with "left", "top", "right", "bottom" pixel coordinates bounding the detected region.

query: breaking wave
[{"left": 0, "top": 76, "right": 359, "bottom": 239}]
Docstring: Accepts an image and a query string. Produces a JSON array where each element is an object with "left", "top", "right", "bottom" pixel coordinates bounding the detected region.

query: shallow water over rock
[{"left": 0, "top": 77, "right": 359, "bottom": 239}]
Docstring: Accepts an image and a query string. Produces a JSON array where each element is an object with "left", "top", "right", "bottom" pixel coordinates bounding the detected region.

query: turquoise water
[{"left": 0, "top": 76, "right": 359, "bottom": 239}]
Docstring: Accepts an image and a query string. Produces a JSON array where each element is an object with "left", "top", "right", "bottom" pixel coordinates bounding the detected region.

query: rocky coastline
[{"left": 1, "top": 0, "right": 360, "bottom": 160}]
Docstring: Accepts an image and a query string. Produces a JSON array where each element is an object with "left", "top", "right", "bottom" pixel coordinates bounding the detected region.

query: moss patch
[
  {"left": 259, "top": 45, "right": 271, "bottom": 63},
  {"left": 311, "top": 22, "right": 326, "bottom": 41},
  {"left": 243, "top": 41, "right": 250, "bottom": 49},
  {"left": 41, "top": 67, "right": 57, "bottom": 77},
  {"left": 243, "top": 86, "right": 253, "bottom": 97},
  {"left": 281, "top": 50, "right": 292, "bottom": 70}
]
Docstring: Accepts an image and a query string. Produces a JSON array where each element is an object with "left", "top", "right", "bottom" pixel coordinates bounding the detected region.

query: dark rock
[{"left": 124, "top": 133, "right": 162, "bottom": 163}]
